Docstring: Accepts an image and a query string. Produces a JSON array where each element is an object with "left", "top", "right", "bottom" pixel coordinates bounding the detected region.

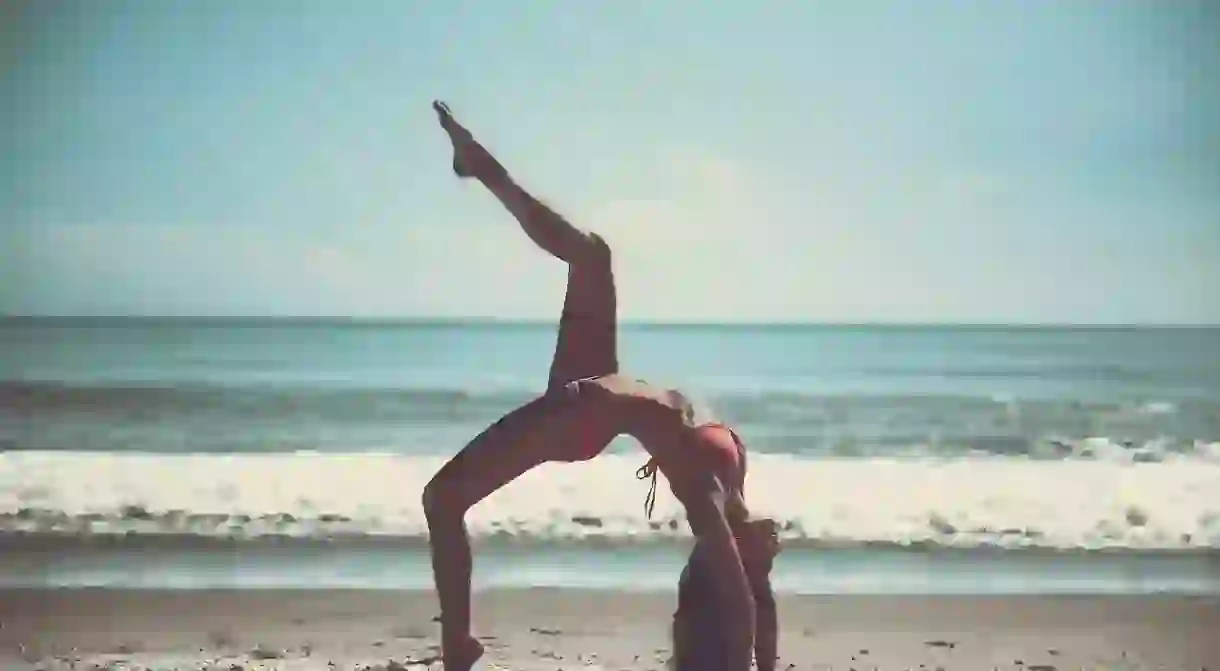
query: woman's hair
[{"left": 672, "top": 388, "right": 720, "bottom": 428}]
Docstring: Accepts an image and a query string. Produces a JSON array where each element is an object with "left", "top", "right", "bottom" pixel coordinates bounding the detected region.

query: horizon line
[{"left": 2, "top": 315, "right": 1218, "bottom": 329}]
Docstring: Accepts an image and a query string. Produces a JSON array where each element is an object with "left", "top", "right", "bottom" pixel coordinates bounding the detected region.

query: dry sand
[{"left": 0, "top": 588, "right": 1216, "bottom": 670}]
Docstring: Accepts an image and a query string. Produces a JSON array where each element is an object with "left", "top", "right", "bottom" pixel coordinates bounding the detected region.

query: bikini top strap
[
  {"left": 726, "top": 426, "right": 747, "bottom": 493},
  {"left": 634, "top": 423, "right": 745, "bottom": 521},
  {"left": 635, "top": 458, "right": 659, "bottom": 520}
]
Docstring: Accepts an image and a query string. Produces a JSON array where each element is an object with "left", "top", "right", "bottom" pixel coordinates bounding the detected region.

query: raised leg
[
  {"left": 432, "top": 100, "right": 619, "bottom": 389},
  {"left": 475, "top": 166, "right": 618, "bottom": 389},
  {"left": 434, "top": 100, "right": 600, "bottom": 265}
]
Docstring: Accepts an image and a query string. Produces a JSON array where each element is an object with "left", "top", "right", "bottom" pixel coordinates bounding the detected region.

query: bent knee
[
  {"left": 584, "top": 232, "right": 613, "bottom": 265},
  {"left": 421, "top": 476, "right": 463, "bottom": 519}
]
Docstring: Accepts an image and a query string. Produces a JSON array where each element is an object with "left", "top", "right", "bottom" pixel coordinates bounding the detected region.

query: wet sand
[{"left": 1, "top": 588, "right": 1216, "bottom": 670}]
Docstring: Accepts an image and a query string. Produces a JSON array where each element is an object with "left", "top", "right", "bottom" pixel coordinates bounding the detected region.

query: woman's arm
[
  {"left": 678, "top": 475, "right": 756, "bottom": 671},
  {"left": 741, "top": 518, "right": 780, "bottom": 671}
]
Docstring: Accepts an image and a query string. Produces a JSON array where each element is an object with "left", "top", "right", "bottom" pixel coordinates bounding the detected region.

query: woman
[
  {"left": 424, "top": 101, "right": 769, "bottom": 671},
  {"left": 671, "top": 518, "right": 781, "bottom": 671}
]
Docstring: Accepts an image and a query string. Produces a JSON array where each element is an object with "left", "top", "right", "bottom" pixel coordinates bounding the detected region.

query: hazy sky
[{"left": 3, "top": 1, "right": 1217, "bottom": 323}]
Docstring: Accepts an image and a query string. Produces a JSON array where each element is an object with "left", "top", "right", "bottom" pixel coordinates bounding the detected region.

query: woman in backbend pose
[{"left": 424, "top": 100, "right": 776, "bottom": 671}]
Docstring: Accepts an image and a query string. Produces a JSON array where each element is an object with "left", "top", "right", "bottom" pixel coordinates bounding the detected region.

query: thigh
[
  {"left": 427, "top": 395, "right": 557, "bottom": 511},
  {"left": 427, "top": 389, "right": 612, "bottom": 510},
  {"left": 547, "top": 237, "right": 619, "bottom": 390}
]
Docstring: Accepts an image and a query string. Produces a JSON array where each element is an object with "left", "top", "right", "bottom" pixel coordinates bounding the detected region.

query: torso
[
  {"left": 572, "top": 375, "right": 745, "bottom": 526},
  {"left": 577, "top": 374, "right": 693, "bottom": 435}
]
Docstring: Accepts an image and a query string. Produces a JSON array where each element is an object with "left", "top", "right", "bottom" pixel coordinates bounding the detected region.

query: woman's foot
[
  {"left": 432, "top": 100, "right": 506, "bottom": 181},
  {"left": 442, "top": 634, "right": 485, "bottom": 671}
]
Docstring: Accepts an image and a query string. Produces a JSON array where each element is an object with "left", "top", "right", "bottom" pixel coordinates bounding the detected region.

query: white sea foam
[{"left": 2, "top": 446, "right": 1219, "bottom": 551}]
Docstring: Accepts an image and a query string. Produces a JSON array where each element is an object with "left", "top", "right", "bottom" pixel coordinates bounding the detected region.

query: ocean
[{"left": 2, "top": 318, "right": 1218, "bottom": 595}]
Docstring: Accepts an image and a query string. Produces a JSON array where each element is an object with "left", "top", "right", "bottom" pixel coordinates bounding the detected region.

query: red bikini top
[{"left": 634, "top": 423, "right": 746, "bottom": 520}]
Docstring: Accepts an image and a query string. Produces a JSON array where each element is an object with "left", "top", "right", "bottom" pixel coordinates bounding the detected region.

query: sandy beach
[{"left": 0, "top": 588, "right": 1215, "bottom": 670}]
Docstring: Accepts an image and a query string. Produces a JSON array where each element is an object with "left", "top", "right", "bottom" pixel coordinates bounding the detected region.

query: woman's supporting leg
[
  {"left": 422, "top": 394, "right": 607, "bottom": 670},
  {"left": 422, "top": 397, "right": 618, "bottom": 671}
]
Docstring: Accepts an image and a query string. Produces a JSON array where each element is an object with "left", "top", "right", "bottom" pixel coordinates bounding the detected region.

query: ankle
[
  {"left": 473, "top": 160, "right": 509, "bottom": 186},
  {"left": 443, "top": 632, "right": 483, "bottom": 659},
  {"left": 441, "top": 635, "right": 484, "bottom": 671},
  {"left": 439, "top": 612, "right": 475, "bottom": 645},
  {"left": 443, "top": 630, "right": 475, "bottom": 644}
]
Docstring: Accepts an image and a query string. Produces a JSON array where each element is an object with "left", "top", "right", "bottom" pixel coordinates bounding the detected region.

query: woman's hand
[{"left": 740, "top": 517, "right": 781, "bottom": 564}]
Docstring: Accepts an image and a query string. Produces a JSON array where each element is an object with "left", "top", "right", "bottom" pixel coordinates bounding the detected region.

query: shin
[{"left": 422, "top": 479, "right": 475, "bottom": 651}]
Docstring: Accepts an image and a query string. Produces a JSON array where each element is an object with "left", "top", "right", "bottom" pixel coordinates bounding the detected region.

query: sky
[{"left": 2, "top": 1, "right": 1217, "bottom": 324}]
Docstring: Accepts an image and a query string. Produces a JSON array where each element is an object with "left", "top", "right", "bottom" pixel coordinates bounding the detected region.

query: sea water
[{"left": 2, "top": 318, "right": 1218, "bottom": 594}]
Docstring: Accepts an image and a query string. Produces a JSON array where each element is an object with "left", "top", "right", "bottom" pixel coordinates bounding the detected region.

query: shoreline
[
  {"left": 11, "top": 315, "right": 1219, "bottom": 329},
  {"left": 2, "top": 588, "right": 1216, "bottom": 669},
  {"left": 4, "top": 534, "right": 1216, "bottom": 596},
  {"left": 5, "top": 530, "right": 1220, "bottom": 556}
]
